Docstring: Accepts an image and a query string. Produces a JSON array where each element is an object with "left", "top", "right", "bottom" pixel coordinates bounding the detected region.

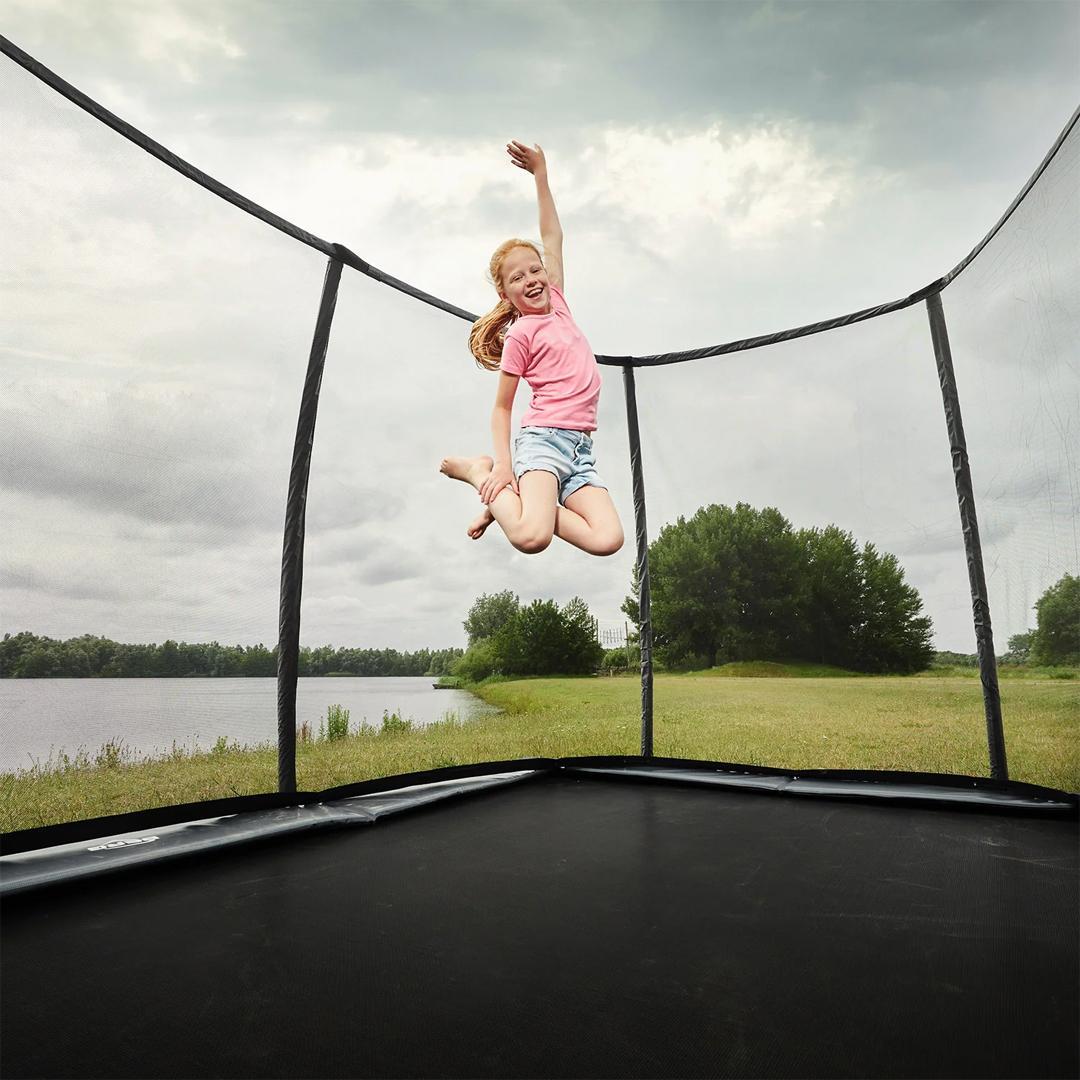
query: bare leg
[
  {"left": 441, "top": 455, "right": 623, "bottom": 556},
  {"left": 441, "top": 454, "right": 560, "bottom": 552},
  {"left": 557, "top": 484, "right": 624, "bottom": 556}
]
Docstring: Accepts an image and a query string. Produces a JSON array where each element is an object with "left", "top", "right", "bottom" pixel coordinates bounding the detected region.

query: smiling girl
[{"left": 440, "top": 140, "right": 624, "bottom": 557}]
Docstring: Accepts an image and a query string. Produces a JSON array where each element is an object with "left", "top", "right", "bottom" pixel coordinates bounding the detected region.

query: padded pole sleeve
[
  {"left": 622, "top": 365, "right": 654, "bottom": 756},
  {"left": 277, "top": 257, "right": 343, "bottom": 793},
  {"left": 926, "top": 291, "right": 1008, "bottom": 781}
]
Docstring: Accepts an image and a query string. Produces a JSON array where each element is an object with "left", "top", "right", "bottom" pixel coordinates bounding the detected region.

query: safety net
[{"left": 1, "top": 34, "right": 1076, "bottom": 831}]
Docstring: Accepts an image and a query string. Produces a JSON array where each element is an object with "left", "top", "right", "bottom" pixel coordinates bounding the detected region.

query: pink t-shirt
[{"left": 499, "top": 284, "right": 602, "bottom": 432}]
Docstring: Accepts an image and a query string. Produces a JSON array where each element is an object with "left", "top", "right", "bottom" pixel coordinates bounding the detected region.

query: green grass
[
  {"left": 686, "top": 660, "right": 869, "bottom": 678},
  {"left": 2, "top": 669, "right": 1076, "bottom": 832},
  {"left": 686, "top": 660, "right": 1076, "bottom": 680}
]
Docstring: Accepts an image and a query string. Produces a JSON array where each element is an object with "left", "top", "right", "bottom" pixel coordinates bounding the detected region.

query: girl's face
[{"left": 500, "top": 247, "right": 551, "bottom": 316}]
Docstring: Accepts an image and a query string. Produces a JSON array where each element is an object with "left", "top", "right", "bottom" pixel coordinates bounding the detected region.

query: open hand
[
  {"left": 506, "top": 140, "right": 546, "bottom": 176},
  {"left": 479, "top": 460, "right": 519, "bottom": 505}
]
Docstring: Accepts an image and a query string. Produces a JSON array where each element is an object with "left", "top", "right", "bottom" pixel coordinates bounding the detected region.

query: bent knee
[
  {"left": 596, "top": 531, "right": 625, "bottom": 556},
  {"left": 516, "top": 532, "right": 553, "bottom": 555}
]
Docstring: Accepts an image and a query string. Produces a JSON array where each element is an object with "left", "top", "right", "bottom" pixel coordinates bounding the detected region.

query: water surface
[{"left": 0, "top": 677, "right": 497, "bottom": 773}]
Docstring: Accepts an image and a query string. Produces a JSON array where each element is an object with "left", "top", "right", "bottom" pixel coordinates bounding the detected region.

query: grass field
[{"left": 2, "top": 668, "right": 1076, "bottom": 832}]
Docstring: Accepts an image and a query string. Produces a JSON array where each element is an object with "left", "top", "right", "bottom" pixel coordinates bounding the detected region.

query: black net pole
[
  {"left": 622, "top": 365, "right": 654, "bottom": 757},
  {"left": 277, "top": 256, "right": 343, "bottom": 793},
  {"left": 926, "top": 291, "right": 1008, "bottom": 781}
]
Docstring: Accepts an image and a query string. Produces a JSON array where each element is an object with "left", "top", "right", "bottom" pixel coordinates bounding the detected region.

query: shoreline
[{"left": 3, "top": 671, "right": 1076, "bottom": 832}]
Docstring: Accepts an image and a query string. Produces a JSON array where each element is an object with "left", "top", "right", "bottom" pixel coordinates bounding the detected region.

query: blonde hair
[{"left": 468, "top": 238, "right": 545, "bottom": 372}]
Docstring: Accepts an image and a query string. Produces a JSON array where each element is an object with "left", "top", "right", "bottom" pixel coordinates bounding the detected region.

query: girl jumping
[{"left": 440, "top": 140, "right": 624, "bottom": 557}]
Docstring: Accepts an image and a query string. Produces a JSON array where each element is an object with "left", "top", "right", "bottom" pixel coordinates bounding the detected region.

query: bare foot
[
  {"left": 467, "top": 506, "right": 495, "bottom": 540},
  {"left": 439, "top": 454, "right": 493, "bottom": 489}
]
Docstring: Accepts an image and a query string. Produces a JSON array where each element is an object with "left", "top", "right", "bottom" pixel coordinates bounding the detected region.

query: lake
[{"left": 0, "top": 677, "right": 498, "bottom": 774}]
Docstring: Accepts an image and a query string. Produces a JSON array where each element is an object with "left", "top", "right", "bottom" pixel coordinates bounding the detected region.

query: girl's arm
[
  {"left": 480, "top": 372, "right": 520, "bottom": 504},
  {"left": 538, "top": 177, "right": 564, "bottom": 292},
  {"left": 491, "top": 371, "right": 518, "bottom": 466},
  {"left": 507, "top": 140, "right": 564, "bottom": 290}
]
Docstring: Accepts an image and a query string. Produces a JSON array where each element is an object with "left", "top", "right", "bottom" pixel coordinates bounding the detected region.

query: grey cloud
[
  {"left": 0, "top": 405, "right": 286, "bottom": 534},
  {"left": 352, "top": 553, "right": 425, "bottom": 587},
  {"left": 306, "top": 497, "right": 407, "bottom": 535},
  {"left": 0, "top": 373, "right": 408, "bottom": 543},
  {"left": 5, "top": 1, "right": 1075, "bottom": 158},
  {"left": 303, "top": 523, "right": 412, "bottom": 570},
  {"left": 2, "top": 559, "right": 137, "bottom": 603}
]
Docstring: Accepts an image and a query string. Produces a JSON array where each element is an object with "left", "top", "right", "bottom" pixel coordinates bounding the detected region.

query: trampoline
[
  {"left": 2, "top": 760, "right": 1078, "bottom": 1078},
  {"left": 2, "top": 35, "right": 1079, "bottom": 1080}
]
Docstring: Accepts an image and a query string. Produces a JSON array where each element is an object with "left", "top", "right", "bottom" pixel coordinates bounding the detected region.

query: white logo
[{"left": 87, "top": 836, "right": 160, "bottom": 852}]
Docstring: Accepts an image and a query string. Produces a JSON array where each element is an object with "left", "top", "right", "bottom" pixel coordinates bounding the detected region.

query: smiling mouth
[{"left": 525, "top": 288, "right": 543, "bottom": 299}]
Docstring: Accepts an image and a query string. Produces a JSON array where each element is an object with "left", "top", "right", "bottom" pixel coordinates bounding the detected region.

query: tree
[
  {"left": 621, "top": 502, "right": 934, "bottom": 674},
  {"left": 1030, "top": 573, "right": 1080, "bottom": 666},
  {"left": 731, "top": 505, "right": 805, "bottom": 661},
  {"left": 621, "top": 507, "right": 732, "bottom": 669},
  {"left": 456, "top": 593, "right": 605, "bottom": 678},
  {"left": 853, "top": 544, "right": 934, "bottom": 673},
  {"left": 0, "top": 632, "right": 41, "bottom": 676},
  {"left": 622, "top": 503, "right": 803, "bottom": 670},
  {"left": 795, "top": 525, "right": 864, "bottom": 667},
  {"left": 158, "top": 639, "right": 183, "bottom": 677},
  {"left": 452, "top": 638, "right": 498, "bottom": 681},
  {"left": 426, "top": 648, "right": 464, "bottom": 676},
  {"left": 464, "top": 590, "right": 520, "bottom": 646},
  {"left": 559, "top": 596, "right": 605, "bottom": 675},
  {"left": 1003, "top": 631, "right": 1034, "bottom": 665},
  {"left": 14, "top": 643, "right": 65, "bottom": 677},
  {"left": 496, "top": 599, "right": 566, "bottom": 675}
]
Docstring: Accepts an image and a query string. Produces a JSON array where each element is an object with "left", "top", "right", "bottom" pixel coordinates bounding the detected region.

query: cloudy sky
[{"left": 2, "top": 0, "right": 1077, "bottom": 656}]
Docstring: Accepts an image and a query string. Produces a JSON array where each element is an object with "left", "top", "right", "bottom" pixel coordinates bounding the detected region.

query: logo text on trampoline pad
[{"left": 87, "top": 836, "right": 160, "bottom": 852}]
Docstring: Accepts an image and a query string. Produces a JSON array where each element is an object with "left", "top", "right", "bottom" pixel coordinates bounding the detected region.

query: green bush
[
  {"left": 490, "top": 597, "right": 604, "bottom": 676},
  {"left": 656, "top": 646, "right": 710, "bottom": 672},
  {"left": 95, "top": 739, "right": 126, "bottom": 770},
  {"left": 325, "top": 704, "right": 350, "bottom": 741},
  {"left": 380, "top": 709, "right": 413, "bottom": 734},
  {"left": 452, "top": 638, "right": 499, "bottom": 682},
  {"left": 600, "top": 645, "right": 639, "bottom": 672}
]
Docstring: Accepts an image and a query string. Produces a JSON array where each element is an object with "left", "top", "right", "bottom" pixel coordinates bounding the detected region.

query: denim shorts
[{"left": 513, "top": 426, "right": 607, "bottom": 506}]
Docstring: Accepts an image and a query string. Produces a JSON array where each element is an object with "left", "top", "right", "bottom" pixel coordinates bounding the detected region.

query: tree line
[
  {"left": 0, "top": 632, "right": 463, "bottom": 679},
  {"left": 6, "top": 509, "right": 1073, "bottom": 680}
]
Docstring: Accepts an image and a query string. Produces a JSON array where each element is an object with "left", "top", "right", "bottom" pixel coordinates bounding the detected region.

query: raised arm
[{"left": 507, "top": 140, "right": 564, "bottom": 291}]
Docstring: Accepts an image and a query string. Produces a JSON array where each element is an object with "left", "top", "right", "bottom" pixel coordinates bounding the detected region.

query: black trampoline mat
[{"left": 2, "top": 774, "right": 1077, "bottom": 1079}]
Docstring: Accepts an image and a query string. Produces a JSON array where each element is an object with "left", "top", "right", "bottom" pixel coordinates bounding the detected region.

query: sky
[{"left": 1, "top": 0, "right": 1078, "bottom": 656}]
